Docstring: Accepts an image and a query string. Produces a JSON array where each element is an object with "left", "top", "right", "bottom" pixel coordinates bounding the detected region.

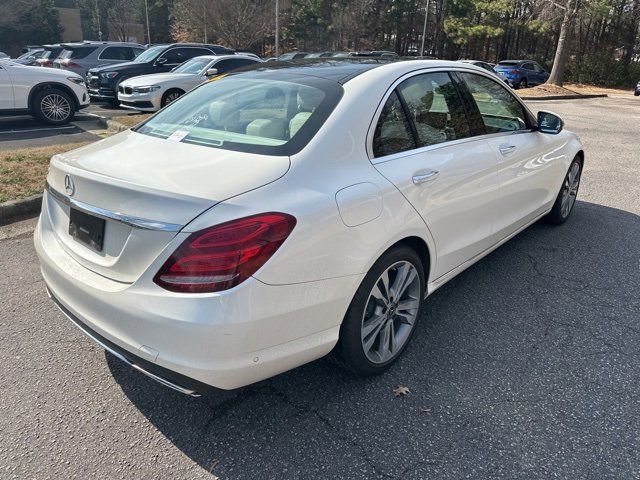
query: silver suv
[{"left": 54, "top": 41, "right": 146, "bottom": 77}]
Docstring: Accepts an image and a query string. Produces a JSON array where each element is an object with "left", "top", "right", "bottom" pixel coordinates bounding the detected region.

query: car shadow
[{"left": 107, "top": 200, "right": 640, "bottom": 478}]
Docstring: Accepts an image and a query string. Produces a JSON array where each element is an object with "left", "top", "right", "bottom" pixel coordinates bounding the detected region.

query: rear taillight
[
  {"left": 60, "top": 60, "right": 80, "bottom": 68},
  {"left": 513, "top": 69, "right": 521, "bottom": 74},
  {"left": 154, "top": 213, "right": 297, "bottom": 293}
]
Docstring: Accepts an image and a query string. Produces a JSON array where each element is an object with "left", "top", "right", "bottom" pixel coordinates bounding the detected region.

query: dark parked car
[
  {"left": 54, "top": 41, "right": 145, "bottom": 77},
  {"left": 86, "top": 43, "right": 234, "bottom": 103},
  {"left": 635, "top": 81, "right": 639, "bottom": 96},
  {"left": 36, "top": 44, "right": 64, "bottom": 68},
  {"left": 494, "top": 60, "right": 549, "bottom": 88}
]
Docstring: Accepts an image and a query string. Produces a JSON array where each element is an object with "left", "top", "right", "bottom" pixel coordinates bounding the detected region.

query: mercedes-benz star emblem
[{"left": 64, "top": 174, "right": 75, "bottom": 196}]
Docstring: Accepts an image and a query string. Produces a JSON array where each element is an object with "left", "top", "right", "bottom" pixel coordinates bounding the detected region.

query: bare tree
[
  {"left": 209, "top": 0, "right": 274, "bottom": 50},
  {"left": 546, "top": 0, "right": 580, "bottom": 85},
  {"left": 108, "top": 0, "right": 137, "bottom": 41},
  {"left": 333, "top": 0, "right": 376, "bottom": 50}
]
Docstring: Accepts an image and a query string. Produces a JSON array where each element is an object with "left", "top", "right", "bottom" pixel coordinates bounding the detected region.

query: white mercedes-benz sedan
[
  {"left": 35, "top": 59, "right": 584, "bottom": 396},
  {"left": 117, "top": 54, "right": 261, "bottom": 112}
]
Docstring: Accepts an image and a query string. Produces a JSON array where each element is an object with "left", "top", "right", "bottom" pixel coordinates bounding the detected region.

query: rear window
[
  {"left": 60, "top": 47, "right": 98, "bottom": 59},
  {"left": 135, "top": 73, "right": 343, "bottom": 155},
  {"left": 497, "top": 61, "right": 519, "bottom": 68},
  {"left": 42, "top": 48, "right": 62, "bottom": 59}
]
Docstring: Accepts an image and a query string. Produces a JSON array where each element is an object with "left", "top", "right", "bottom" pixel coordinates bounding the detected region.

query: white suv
[{"left": 0, "top": 60, "right": 89, "bottom": 125}]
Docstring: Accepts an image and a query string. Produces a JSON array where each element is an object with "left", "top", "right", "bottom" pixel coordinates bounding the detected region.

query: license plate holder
[{"left": 69, "top": 208, "right": 105, "bottom": 252}]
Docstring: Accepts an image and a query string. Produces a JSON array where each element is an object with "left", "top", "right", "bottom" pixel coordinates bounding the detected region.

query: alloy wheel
[
  {"left": 41, "top": 93, "right": 71, "bottom": 122},
  {"left": 360, "top": 261, "right": 421, "bottom": 364},
  {"left": 560, "top": 162, "right": 581, "bottom": 218},
  {"left": 164, "top": 92, "right": 181, "bottom": 106}
]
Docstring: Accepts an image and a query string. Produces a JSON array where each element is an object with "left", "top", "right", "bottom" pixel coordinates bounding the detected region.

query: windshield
[
  {"left": 18, "top": 50, "right": 41, "bottom": 59},
  {"left": 134, "top": 45, "right": 164, "bottom": 63},
  {"left": 173, "top": 57, "right": 212, "bottom": 74},
  {"left": 497, "top": 62, "right": 519, "bottom": 68},
  {"left": 135, "top": 73, "right": 342, "bottom": 155}
]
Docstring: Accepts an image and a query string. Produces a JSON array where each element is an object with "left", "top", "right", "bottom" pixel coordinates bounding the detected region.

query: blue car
[{"left": 494, "top": 60, "right": 549, "bottom": 89}]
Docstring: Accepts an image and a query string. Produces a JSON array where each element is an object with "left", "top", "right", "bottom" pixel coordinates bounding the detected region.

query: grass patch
[
  {"left": 0, "top": 143, "right": 90, "bottom": 203},
  {"left": 113, "top": 114, "right": 151, "bottom": 128}
]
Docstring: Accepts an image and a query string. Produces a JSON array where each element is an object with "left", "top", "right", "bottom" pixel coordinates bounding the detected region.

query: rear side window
[
  {"left": 161, "top": 47, "right": 213, "bottom": 65},
  {"left": 100, "top": 46, "right": 134, "bottom": 60},
  {"left": 396, "top": 72, "right": 470, "bottom": 147},
  {"left": 459, "top": 72, "right": 528, "bottom": 133},
  {"left": 60, "top": 47, "right": 98, "bottom": 59},
  {"left": 372, "top": 91, "right": 415, "bottom": 158}
]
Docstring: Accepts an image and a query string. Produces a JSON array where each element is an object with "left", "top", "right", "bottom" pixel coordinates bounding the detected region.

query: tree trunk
[{"left": 547, "top": 0, "right": 577, "bottom": 86}]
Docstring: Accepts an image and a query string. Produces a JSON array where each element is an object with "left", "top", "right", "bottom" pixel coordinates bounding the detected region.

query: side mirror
[
  {"left": 536, "top": 111, "right": 563, "bottom": 134},
  {"left": 156, "top": 57, "right": 167, "bottom": 65},
  {"left": 205, "top": 68, "right": 218, "bottom": 76}
]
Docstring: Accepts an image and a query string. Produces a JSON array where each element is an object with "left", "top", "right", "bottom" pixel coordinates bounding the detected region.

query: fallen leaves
[{"left": 393, "top": 385, "right": 410, "bottom": 397}]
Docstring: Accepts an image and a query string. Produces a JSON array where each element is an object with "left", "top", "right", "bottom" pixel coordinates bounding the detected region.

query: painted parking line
[{"left": 0, "top": 125, "right": 77, "bottom": 135}]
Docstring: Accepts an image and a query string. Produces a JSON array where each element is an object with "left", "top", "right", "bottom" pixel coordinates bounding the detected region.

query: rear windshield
[
  {"left": 42, "top": 48, "right": 62, "bottom": 59},
  {"left": 497, "top": 61, "right": 519, "bottom": 67},
  {"left": 60, "top": 47, "right": 98, "bottom": 59},
  {"left": 135, "top": 72, "right": 343, "bottom": 155}
]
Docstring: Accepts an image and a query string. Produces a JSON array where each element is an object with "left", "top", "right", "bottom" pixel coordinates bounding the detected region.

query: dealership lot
[
  {"left": 0, "top": 103, "right": 139, "bottom": 151},
  {"left": 1, "top": 96, "right": 639, "bottom": 479}
]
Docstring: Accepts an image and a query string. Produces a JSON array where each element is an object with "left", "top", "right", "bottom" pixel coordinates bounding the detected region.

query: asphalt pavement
[
  {"left": 1, "top": 96, "right": 639, "bottom": 479},
  {"left": 0, "top": 103, "right": 139, "bottom": 151}
]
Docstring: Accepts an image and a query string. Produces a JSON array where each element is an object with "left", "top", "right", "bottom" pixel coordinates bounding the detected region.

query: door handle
[
  {"left": 412, "top": 170, "right": 439, "bottom": 185},
  {"left": 499, "top": 144, "right": 517, "bottom": 155}
]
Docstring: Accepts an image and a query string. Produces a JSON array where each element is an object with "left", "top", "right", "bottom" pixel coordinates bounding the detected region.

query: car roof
[
  {"left": 228, "top": 58, "right": 476, "bottom": 84},
  {"left": 60, "top": 41, "right": 143, "bottom": 48},
  {"left": 192, "top": 54, "right": 260, "bottom": 61},
  {"left": 231, "top": 58, "right": 404, "bottom": 84}
]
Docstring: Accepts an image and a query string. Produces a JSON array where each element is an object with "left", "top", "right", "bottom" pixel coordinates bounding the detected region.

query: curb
[
  {"left": 97, "top": 115, "right": 130, "bottom": 133},
  {"left": 0, "top": 194, "right": 42, "bottom": 227},
  {"left": 520, "top": 93, "right": 608, "bottom": 101}
]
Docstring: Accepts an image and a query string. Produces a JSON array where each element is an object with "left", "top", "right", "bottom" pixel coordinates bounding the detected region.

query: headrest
[
  {"left": 297, "top": 87, "right": 324, "bottom": 112},
  {"left": 246, "top": 118, "right": 287, "bottom": 140}
]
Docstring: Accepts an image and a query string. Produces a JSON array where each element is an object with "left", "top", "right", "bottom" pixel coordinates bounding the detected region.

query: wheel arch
[
  {"left": 162, "top": 87, "right": 185, "bottom": 103},
  {"left": 385, "top": 235, "right": 433, "bottom": 286},
  {"left": 28, "top": 82, "right": 79, "bottom": 111}
]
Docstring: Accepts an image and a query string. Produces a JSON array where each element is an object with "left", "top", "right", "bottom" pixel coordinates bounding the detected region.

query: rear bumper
[
  {"left": 47, "top": 288, "right": 207, "bottom": 396},
  {"left": 34, "top": 206, "right": 360, "bottom": 392}
]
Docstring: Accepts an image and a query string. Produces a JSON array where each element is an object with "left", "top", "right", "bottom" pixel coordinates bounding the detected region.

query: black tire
[
  {"left": 161, "top": 89, "right": 184, "bottom": 108},
  {"left": 336, "top": 245, "right": 425, "bottom": 377},
  {"left": 635, "top": 91, "right": 640, "bottom": 97},
  {"left": 519, "top": 78, "right": 529, "bottom": 89},
  {"left": 546, "top": 156, "right": 583, "bottom": 225},
  {"left": 32, "top": 88, "right": 75, "bottom": 125}
]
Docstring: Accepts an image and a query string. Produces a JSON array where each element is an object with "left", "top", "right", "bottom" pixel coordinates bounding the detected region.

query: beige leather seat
[
  {"left": 289, "top": 88, "right": 324, "bottom": 138},
  {"left": 246, "top": 118, "right": 288, "bottom": 140}
]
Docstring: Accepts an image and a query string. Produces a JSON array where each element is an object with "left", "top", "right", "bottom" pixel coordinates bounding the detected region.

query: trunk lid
[{"left": 45, "top": 130, "right": 290, "bottom": 283}]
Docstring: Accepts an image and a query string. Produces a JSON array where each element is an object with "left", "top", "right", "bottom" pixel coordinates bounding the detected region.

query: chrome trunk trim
[{"left": 45, "top": 182, "right": 183, "bottom": 232}]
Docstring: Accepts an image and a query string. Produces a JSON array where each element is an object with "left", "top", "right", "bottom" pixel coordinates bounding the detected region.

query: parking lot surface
[
  {"left": 1, "top": 96, "right": 639, "bottom": 479},
  {"left": 0, "top": 103, "right": 139, "bottom": 151}
]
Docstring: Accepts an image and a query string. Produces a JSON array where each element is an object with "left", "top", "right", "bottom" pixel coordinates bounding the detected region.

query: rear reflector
[{"left": 154, "top": 212, "right": 296, "bottom": 293}]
